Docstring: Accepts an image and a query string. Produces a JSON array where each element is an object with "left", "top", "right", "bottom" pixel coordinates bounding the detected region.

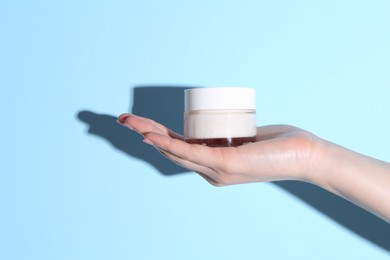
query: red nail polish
[{"left": 118, "top": 114, "right": 131, "bottom": 124}]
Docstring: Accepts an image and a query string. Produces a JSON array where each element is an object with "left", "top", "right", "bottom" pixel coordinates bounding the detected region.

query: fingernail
[
  {"left": 118, "top": 114, "right": 131, "bottom": 124},
  {"left": 116, "top": 119, "right": 134, "bottom": 130}
]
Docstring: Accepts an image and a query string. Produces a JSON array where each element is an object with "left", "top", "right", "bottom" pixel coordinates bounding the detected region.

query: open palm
[{"left": 119, "top": 114, "right": 323, "bottom": 186}]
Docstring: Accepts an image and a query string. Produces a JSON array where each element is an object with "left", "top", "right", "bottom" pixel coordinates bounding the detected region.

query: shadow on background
[
  {"left": 275, "top": 181, "right": 390, "bottom": 252},
  {"left": 77, "top": 86, "right": 389, "bottom": 253},
  {"left": 77, "top": 86, "right": 194, "bottom": 175}
]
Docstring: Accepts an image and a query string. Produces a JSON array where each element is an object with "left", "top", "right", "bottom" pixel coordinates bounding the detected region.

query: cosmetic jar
[{"left": 184, "top": 87, "right": 256, "bottom": 147}]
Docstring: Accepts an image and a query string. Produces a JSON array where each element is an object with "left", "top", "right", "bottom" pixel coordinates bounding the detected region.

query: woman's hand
[
  {"left": 118, "top": 113, "right": 325, "bottom": 186},
  {"left": 118, "top": 113, "right": 390, "bottom": 222}
]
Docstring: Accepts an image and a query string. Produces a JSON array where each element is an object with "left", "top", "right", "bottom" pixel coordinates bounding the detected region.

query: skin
[{"left": 118, "top": 113, "right": 390, "bottom": 222}]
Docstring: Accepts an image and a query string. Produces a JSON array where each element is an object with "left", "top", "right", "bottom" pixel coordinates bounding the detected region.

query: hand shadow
[
  {"left": 76, "top": 85, "right": 389, "bottom": 253},
  {"left": 77, "top": 86, "right": 194, "bottom": 175}
]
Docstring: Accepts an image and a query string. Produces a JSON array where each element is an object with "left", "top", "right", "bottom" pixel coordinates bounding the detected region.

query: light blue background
[{"left": 1, "top": 1, "right": 389, "bottom": 259}]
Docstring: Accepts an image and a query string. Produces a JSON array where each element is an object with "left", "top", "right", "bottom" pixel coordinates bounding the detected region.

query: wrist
[
  {"left": 304, "top": 137, "right": 366, "bottom": 194},
  {"left": 300, "top": 136, "right": 337, "bottom": 186}
]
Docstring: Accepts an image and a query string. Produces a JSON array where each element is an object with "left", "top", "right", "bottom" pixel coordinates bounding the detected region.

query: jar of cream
[{"left": 184, "top": 87, "right": 257, "bottom": 147}]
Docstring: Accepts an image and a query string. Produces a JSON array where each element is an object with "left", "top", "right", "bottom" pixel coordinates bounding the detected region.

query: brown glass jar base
[{"left": 185, "top": 136, "right": 256, "bottom": 147}]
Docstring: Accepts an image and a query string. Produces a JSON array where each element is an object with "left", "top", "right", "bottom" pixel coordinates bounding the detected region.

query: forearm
[{"left": 308, "top": 140, "right": 390, "bottom": 222}]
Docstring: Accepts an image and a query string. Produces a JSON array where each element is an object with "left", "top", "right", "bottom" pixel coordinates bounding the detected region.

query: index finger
[{"left": 118, "top": 113, "right": 183, "bottom": 139}]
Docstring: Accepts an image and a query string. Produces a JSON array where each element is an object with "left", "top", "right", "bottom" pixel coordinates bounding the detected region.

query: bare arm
[
  {"left": 313, "top": 141, "right": 390, "bottom": 222},
  {"left": 118, "top": 114, "right": 390, "bottom": 222}
]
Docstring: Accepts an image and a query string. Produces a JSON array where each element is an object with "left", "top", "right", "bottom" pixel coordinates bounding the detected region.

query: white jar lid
[{"left": 185, "top": 87, "right": 256, "bottom": 111}]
